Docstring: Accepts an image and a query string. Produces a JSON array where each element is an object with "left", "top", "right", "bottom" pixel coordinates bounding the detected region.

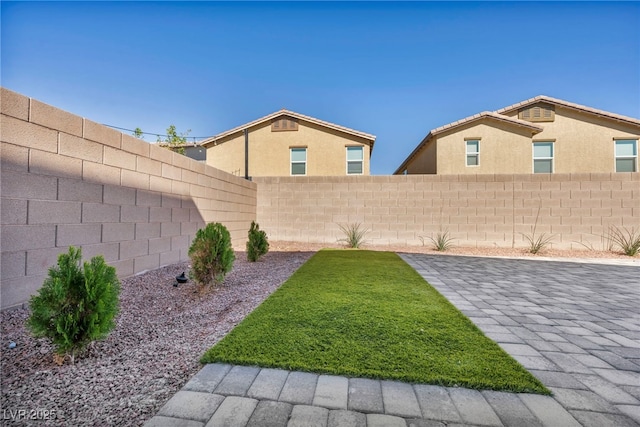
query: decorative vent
[
  {"left": 518, "top": 103, "right": 555, "bottom": 122},
  {"left": 272, "top": 117, "right": 299, "bottom": 132}
]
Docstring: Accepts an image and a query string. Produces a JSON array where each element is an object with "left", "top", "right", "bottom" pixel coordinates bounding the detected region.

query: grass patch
[{"left": 202, "top": 250, "right": 549, "bottom": 394}]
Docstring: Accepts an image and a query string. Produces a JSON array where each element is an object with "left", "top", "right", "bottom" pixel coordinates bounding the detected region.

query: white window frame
[
  {"left": 346, "top": 146, "right": 364, "bottom": 175},
  {"left": 532, "top": 141, "right": 554, "bottom": 174},
  {"left": 290, "top": 147, "right": 307, "bottom": 176},
  {"left": 465, "top": 140, "right": 480, "bottom": 167},
  {"left": 614, "top": 139, "right": 638, "bottom": 173}
]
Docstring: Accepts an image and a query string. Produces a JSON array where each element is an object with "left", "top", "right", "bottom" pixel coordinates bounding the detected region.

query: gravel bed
[{"left": 0, "top": 251, "right": 313, "bottom": 426}]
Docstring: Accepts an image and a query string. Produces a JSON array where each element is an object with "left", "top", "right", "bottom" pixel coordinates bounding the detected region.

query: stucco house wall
[{"left": 203, "top": 110, "right": 375, "bottom": 177}]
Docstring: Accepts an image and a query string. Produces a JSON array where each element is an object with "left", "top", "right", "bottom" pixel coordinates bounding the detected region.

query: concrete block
[
  {"left": 365, "top": 414, "right": 406, "bottom": 427},
  {"left": 134, "top": 253, "right": 159, "bottom": 274},
  {"left": 150, "top": 175, "right": 172, "bottom": 193},
  {"left": 162, "top": 193, "right": 182, "bottom": 208},
  {"left": 287, "top": 405, "right": 328, "bottom": 427},
  {"left": 104, "top": 184, "right": 136, "bottom": 206},
  {"left": 137, "top": 189, "right": 162, "bottom": 207},
  {"left": 109, "top": 258, "right": 133, "bottom": 277},
  {"left": 82, "top": 203, "right": 120, "bottom": 223},
  {"left": 30, "top": 98, "right": 83, "bottom": 137},
  {"left": 121, "top": 168, "right": 149, "bottom": 191},
  {"left": 120, "top": 239, "right": 148, "bottom": 259},
  {"left": 0, "top": 273, "right": 47, "bottom": 310},
  {"left": 520, "top": 393, "right": 581, "bottom": 427},
  {"left": 184, "top": 364, "right": 233, "bottom": 393},
  {"left": 121, "top": 205, "right": 149, "bottom": 223},
  {"left": 313, "top": 375, "right": 348, "bottom": 410},
  {"left": 137, "top": 156, "right": 162, "bottom": 177},
  {"left": 570, "top": 410, "right": 640, "bottom": 427},
  {"left": 28, "top": 200, "right": 81, "bottom": 224},
  {"left": 160, "top": 250, "right": 180, "bottom": 266},
  {"left": 247, "top": 368, "right": 289, "bottom": 401},
  {"left": 204, "top": 396, "right": 257, "bottom": 427},
  {"left": 1, "top": 251, "right": 26, "bottom": 280},
  {"left": 157, "top": 390, "right": 224, "bottom": 423},
  {"left": 149, "top": 144, "right": 173, "bottom": 164},
  {"left": 149, "top": 237, "right": 171, "bottom": 254},
  {"left": 327, "top": 410, "right": 366, "bottom": 427},
  {"left": 279, "top": 372, "right": 318, "bottom": 405},
  {"left": 1, "top": 87, "right": 29, "bottom": 120},
  {"left": 150, "top": 207, "right": 172, "bottom": 222},
  {"left": 80, "top": 242, "right": 119, "bottom": 262},
  {"left": 102, "top": 223, "right": 135, "bottom": 242},
  {"left": 348, "top": 378, "right": 384, "bottom": 414},
  {"left": 104, "top": 146, "right": 136, "bottom": 171},
  {"left": 162, "top": 163, "right": 182, "bottom": 180},
  {"left": 161, "top": 222, "right": 181, "bottom": 237},
  {"left": 413, "top": 384, "right": 462, "bottom": 423},
  {"left": 551, "top": 387, "right": 619, "bottom": 413},
  {"left": 136, "top": 223, "right": 161, "bottom": 240},
  {"left": 59, "top": 133, "right": 103, "bottom": 162},
  {"left": 121, "top": 134, "right": 150, "bottom": 157},
  {"left": 214, "top": 365, "right": 260, "bottom": 396},
  {"left": 1, "top": 170, "right": 57, "bottom": 200},
  {"left": 1, "top": 115, "right": 58, "bottom": 152},
  {"left": 83, "top": 161, "right": 120, "bottom": 186},
  {"left": 57, "top": 224, "right": 102, "bottom": 246},
  {"left": 58, "top": 178, "right": 103, "bottom": 203},
  {"left": 381, "top": 380, "right": 422, "bottom": 418},
  {"left": 26, "top": 247, "right": 67, "bottom": 276},
  {"left": 1, "top": 143, "right": 29, "bottom": 172},
  {"left": 143, "top": 416, "right": 203, "bottom": 427},
  {"left": 482, "top": 390, "right": 542, "bottom": 427},
  {"left": 246, "top": 400, "right": 292, "bottom": 427},
  {"left": 83, "top": 119, "right": 121, "bottom": 148},
  {"left": 1, "top": 225, "right": 56, "bottom": 251},
  {"left": 1, "top": 198, "right": 27, "bottom": 225}
]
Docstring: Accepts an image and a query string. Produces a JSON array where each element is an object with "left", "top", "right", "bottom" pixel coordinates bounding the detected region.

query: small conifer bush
[
  {"left": 27, "top": 247, "right": 120, "bottom": 364},
  {"left": 189, "top": 222, "right": 235, "bottom": 286},
  {"left": 247, "top": 221, "right": 269, "bottom": 262}
]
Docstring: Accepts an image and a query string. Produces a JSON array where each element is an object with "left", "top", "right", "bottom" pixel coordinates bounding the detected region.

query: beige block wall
[
  {"left": 255, "top": 173, "right": 640, "bottom": 250},
  {"left": 206, "top": 121, "right": 372, "bottom": 177},
  {"left": 0, "top": 88, "right": 256, "bottom": 310}
]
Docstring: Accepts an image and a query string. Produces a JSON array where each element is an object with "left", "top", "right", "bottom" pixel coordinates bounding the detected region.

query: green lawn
[{"left": 201, "top": 250, "right": 549, "bottom": 394}]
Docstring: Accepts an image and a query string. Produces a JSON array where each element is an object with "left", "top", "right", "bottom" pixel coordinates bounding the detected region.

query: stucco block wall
[
  {"left": 255, "top": 174, "right": 640, "bottom": 250},
  {"left": 0, "top": 88, "right": 256, "bottom": 310},
  {"left": 207, "top": 121, "right": 371, "bottom": 177}
]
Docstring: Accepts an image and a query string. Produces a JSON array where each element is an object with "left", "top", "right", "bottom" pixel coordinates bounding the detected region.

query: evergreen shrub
[
  {"left": 188, "top": 222, "right": 235, "bottom": 286},
  {"left": 247, "top": 221, "right": 269, "bottom": 262}
]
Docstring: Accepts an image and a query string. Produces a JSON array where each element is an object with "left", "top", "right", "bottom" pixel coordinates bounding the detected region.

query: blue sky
[{"left": 2, "top": 1, "right": 639, "bottom": 174}]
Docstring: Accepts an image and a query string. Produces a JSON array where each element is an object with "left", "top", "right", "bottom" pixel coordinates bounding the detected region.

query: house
[
  {"left": 158, "top": 142, "right": 207, "bottom": 162},
  {"left": 394, "top": 96, "right": 640, "bottom": 175},
  {"left": 200, "top": 109, "right": 375, "bottom": 178}
]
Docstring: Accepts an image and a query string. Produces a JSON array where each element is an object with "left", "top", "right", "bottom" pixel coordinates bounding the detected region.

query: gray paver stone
[
  {"left": 569, "top": 410, "right": 640, "bottom": 427},
  {"left": 406, "top": 419, "right": 446, "bottom": 427},
  {"left": 593, "top": 368, "right": 640, "bottom": 387},
  {"left": 215, "top": 365, "right": 260, "bottom": 396},
  {"left": 279, "top": 372, "right": 318, "bottom": 405},
  {"left": 143, "top": 416, "right": 204, "bottom": 427},
  {"left": 157, "top": 391, "right": 225, "bottom": 423},
  {"left": 348, "top": 378, "right": 384, "bottom": 414},
  {"left": 313, "top": 375, "right": 349, "bottom": 410},
  {"left": 541, "top": 352, "right": 593, "bottom": 374},
  {"left": 205, "top": 396, "right": 258, "bottom": 427},
  {"left": 288, "top": 405, "right": 329, "bottom": 427},
  {"left": 327, "top": 409, "right": 366, "bottom": 427},
  {"left": 413, "top": 384, "right": 462, "bottom": 423},
  {"left": 617, "top": 405, "right": 640, "bottom": 424},
  {"left": 365, "top": 413, "right": 407, "bottom": 427},
  {"left": 247, "top": 368, "right": 290, "bottom": 400},
  {"left": 550, "top": 387, "right": 619, "bottom": 413},
  {"left": 527, "top": 370, "right": 588, "bottom": 390},
  {"left": 481, "top": 391, "right": 542, "bottom": 427},
  {"left": 183, "top": 363, "right": 232, "bottom": 393},
  {"left": 519, "top": 393, "right": 581, "bottom": 427},
  {"left": 573, "top": 374, "right": 640, "bottom": 405},
  {"left": 448, "top": 388, "right": 502, "bottom": 426},
  {"left": 246, "top": 400, "right": 293, "bottom": 427},
  {"left": 381, "top": 380, "right": 422, "bottom": 418},
  {"left": 499, "top": 343, "right": 542, "bottom": 357}
]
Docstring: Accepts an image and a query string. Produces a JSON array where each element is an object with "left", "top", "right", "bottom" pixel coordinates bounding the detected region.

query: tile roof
[
  {"left": 200, "top": 109, "right": 376, "bottom": 149},
  {"left": 496, "top": 95, "right": 640, "bottom": 127}
]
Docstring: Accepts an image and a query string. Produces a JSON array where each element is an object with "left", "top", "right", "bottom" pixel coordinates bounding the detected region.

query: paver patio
[{"left": 145, "top": 255, "right": 640, "bottom": 426}]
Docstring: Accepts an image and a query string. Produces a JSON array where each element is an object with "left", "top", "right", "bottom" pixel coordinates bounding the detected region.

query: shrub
[
  {"left": 189, "top": 222, "right": 235, "bottom": 286},
  {"left": 337, "top": 223, "right": 370, "bottom": 248},
  {"left": 27, "top": 247, "right": 120, "bottom": 364},
  {"left": 423, "top": 229, "right": 455, "bottom": 252},
  {"left": 522, "top": 202, "right": 554, "bottom": 254},
  {"left": 247, "top": 221, "right": 269, "bottom": 262},
  {"left": 608, "top": 225, "right": 640, "bottom": 257}
]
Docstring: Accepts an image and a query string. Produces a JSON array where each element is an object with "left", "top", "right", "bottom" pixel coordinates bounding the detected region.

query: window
[
  {"left": 533, "top": 142, "right": 554, "bottom": 173},
  {"left": 290, "top": 148, "right": 306, "bottom": 175},
  {"left": 346, "top": 146, "right": 363, "bottom": 174},
  {"left": 615, "top": 139, "right": 638, "bottom": 172},
  {"left": 519, "top": 104, "right": 555, "bottom": 122},
  {"left": 466, "top": 140, "right": 480, "bottom": 166},
  {"left": 272, "top": 117, "right": 298, "bottom": 132}
]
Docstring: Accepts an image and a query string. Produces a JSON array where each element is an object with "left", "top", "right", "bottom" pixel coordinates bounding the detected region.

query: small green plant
[
  {"left": 522, "top": 203, "right": 554, "bottom": 254},
  {"left": 27, "top": 247, "right": 120, "bottom": 364},
  {"left": 337, "top": 223, "right": 370, "bottom": 248},
  {"left": 247, "top": 221, "right": 269, "bottom": 262},
  {"left": 422, "top": 229, "right": 455, "bottom": 251},
  {"left": 189, "top": 222, "right": 235, "bottom": 286},
  {"left": 608, "top": 225, "right": 640, "bottom": 256}
]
